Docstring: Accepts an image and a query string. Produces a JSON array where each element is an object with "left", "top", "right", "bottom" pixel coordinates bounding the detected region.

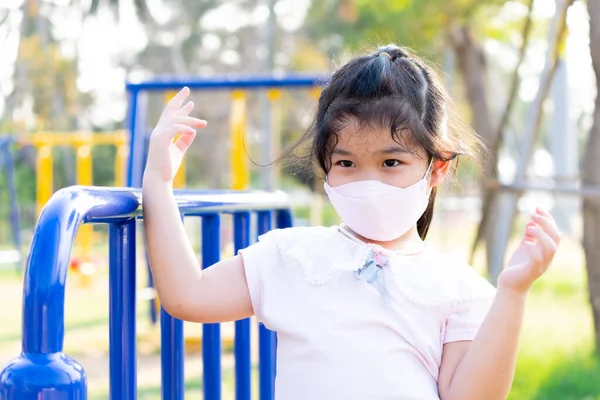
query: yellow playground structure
[
  {"left": 16, "top": 131, "right": 129, "bottom": 284},
  {"left": 17, "top": 131, "right": 129, "bottom": 215}
]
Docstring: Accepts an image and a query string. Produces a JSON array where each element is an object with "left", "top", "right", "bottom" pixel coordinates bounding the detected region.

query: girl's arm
[
  {"left": 437, "top": 288, "right": 526, "bottom": 400},
  {"left": 142, "top": 87, "right": 254, "bottom": 323},
  {"left": 438, "top": 208, "right": 560, "bottom": 400}
]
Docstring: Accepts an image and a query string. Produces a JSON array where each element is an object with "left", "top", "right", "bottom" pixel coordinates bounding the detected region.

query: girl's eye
[
  {"left": 337, "top": 160, "right": 355, "bottom": 168},
  {"left": 383, "top": 159, "right": 401, "bottom": 167}
]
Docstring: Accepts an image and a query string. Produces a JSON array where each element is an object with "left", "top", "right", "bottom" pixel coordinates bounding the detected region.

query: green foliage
[
  {"left": 304, "top": 0, "right": 509, "bottom": 56},
  {"left": 14, "top": 159, "right": 36, "bottom": 205},
  {"left": 11, "top": 35, "right": 91, "bottom": 132},
  {"left": 510, "top": 351, "right": 600, "bottom": 400},
  {"left": 92, "top": 145, "right": 119, "bottom": 187},
  {"left": 0, "top": 150, "right": 36, "bottom": 208}
]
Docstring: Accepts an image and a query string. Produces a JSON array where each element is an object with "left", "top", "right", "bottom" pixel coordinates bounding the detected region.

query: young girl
[{"left": 142, "top": 45, "right": 560, "bottom": 400}]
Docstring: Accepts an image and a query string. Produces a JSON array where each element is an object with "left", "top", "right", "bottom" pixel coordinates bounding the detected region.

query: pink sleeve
[
  {"left": 443, "top": 267, "right": 496, "bottom": 343},
  {"left": 237, "top": 232, "right": 281, "bottom": 324},
  {"left": 443, "top": 297, "right": 495, "bottom": 343}
]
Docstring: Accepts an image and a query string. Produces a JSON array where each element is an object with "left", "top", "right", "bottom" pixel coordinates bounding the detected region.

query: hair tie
[{"left": 379, "top": 51, "right": 392, "bottom": 60}]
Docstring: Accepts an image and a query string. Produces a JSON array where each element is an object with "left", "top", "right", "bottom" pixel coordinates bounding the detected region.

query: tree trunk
[
  {"left": 584, "top": 0, "right": 600, "bottom": 352},
  {"left": 448, "top": 26, "right": 495, "bottom": 150},
  {"left": 448, "top": 26, "right": 498, "bottom": 270},
  {"left": 467, "top": 0, "right": 534, "bottom": 265}
]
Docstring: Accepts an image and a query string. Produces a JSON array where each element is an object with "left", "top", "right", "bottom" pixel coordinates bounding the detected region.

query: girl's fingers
[
  {"left": 529, "top": 225, "right": 558, "bottom": 260},
  {"left": 175, "top": 101, "right": 195, "bottom": 116},
  {"left": 531, "top": 212, "right": 560, "bottom": 244},
  {"left": 535, "top": 207, "right": 552, "bottom": 219},
  {"left": 174, "top": 131, "right": 196, "bottom": 152},
  {"left": 157, "top": 124, "right": 195, "bottom": 139},
  {"left": 174, "top": 115, "right": 207, "bottom": 128},
  {"left": 523, "top": 221, "right": 537, "bottom": 243},
  {"left": 165, "top": 87, "right": 190, "bottom": 111}
]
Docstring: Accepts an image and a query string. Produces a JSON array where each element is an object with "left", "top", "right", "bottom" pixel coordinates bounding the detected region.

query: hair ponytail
[{"left": 417, "top": 186, "right": 436, "bottom": 240}]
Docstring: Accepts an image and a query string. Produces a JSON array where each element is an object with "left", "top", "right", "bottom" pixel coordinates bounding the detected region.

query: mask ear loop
[
  {"left": 424, "top": 158, "right": 435, "bottom": 195},
  {"left": 423, "top": 158, "right": 434, "bottom": 179}
]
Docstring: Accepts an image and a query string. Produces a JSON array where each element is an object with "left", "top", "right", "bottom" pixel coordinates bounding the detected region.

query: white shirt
[{"left": 239, "top": 225, "right": 496, "bottom": 400}]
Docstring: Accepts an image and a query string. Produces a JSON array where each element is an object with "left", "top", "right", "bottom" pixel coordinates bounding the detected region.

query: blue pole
[
  {"left": 126, "top": 74, "right": 329, "bottom": 91},
  {"left": 233, "top": 212, "right": 252, "bottom": 400},
  {"left": 202, "top": 214, "right": 222, "bottom": 400},
  {"left": 160, "top": 214, "right": 185, "bottom": 399},
  {"left": 256, "top": 211, "right": 276, "bottom": 400},
  {"left": 161, "top": 308, "right": 185, "bottom": 399},
  {"left": 127, "top": 89, "right": 149, "bottom": 188},
  {"left": 276, "top": 209, "right": 293, "bottom": 230},
  {"left": 126, "top": 88, "right": 139, "bottom": 187},
  {"left": 109, "top": 219, "right": 138, "bottom": 400}
]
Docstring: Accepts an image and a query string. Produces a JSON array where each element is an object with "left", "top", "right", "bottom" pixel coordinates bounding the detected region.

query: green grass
[
  {"left": 505, "top": 237, "right": 600, "bottom": 400},
  {"left": 512, "top": 352, "right": 600, "bottom": 400},
  {"left": 508, "top": 287, "right": 599, "bottom": 399}
]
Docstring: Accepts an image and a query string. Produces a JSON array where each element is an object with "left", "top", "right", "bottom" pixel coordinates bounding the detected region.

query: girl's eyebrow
[
  {"left": 378, "top": 146, "right": 409, "bottom": 155},
  {"left": 332, "top": 148, "right": 353, "bottom": 156}
]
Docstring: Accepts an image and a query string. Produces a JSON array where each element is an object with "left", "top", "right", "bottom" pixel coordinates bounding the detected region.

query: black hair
[{"left": 289, "top": 44, "right": 483, "bottom": 240}]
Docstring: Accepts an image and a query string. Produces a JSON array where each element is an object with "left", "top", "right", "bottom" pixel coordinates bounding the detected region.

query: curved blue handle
[{"left": 22, "top": 186, "right": 140, "bottom": 354}]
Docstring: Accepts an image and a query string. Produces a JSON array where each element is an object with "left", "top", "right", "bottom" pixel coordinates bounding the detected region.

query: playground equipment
[
  {"left": 16, "top": 131, "right": 128, "bottom": 216},
  {"left": 125, "top": 74, "right": 327, "bottom": 189},
  {"left": 125, "top": 75, "right": 326, "bottom": 326},
  {"left": 0, "top": 186, "right": 292, "bottom": 399},
  {"left": 0, "top": 137, "right": 21, "bottom": 270},
  {"left": 15, "top": 131, "right": 128, "bottom": 283}
]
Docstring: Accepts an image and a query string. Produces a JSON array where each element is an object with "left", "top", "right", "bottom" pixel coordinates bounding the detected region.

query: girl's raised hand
[
  {"left": 144, "top": 87, "right": 207, "bottom": 183},
  {"left": 498, "top": 208, "right": 561, "bottom": 294}
]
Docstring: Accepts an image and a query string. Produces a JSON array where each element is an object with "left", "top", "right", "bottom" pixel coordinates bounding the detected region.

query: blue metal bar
[
  {"left": 20, "top": 188, "right": 138, "bottom": 354},
  {"left": 256, "top": 211, "right": 275, "bottom": 400},
  {"left": 126, "top": 88, "right": 139, "bottom": 187},
  {"left": 50, "top": 188, "right": 288, "bottom": 224},
  {"left": 126, "top": 74, "right": 329, "bottom": 92},
  {"left": 0, "top": 188, "right": 145, "bottom": 397},
  {"left": 276, "top": 209, "right": 293, "bottom": 230},
  {"left": 202, "top": 214, "right": 222, "bottom": 400},
  {"left": 161, "top": 308, "right": 184, "bottom": 399},
  {"left": 127, "top": 90, "right": 149, "bottom": 188},
  {"left": 109, "top": 219, "right": 137, "bottom": 400},
  {"left": 161, "top": 213, "right": 185, "bottom": 399},
  {"left": 233, "top": 212, "right": 252, "bottom": 400},
  {"left": 170, "top": 190, "right": 289, "bottom": 216},
  {"left": 35, "top": 188, "right": 288, "bottom": 224}
]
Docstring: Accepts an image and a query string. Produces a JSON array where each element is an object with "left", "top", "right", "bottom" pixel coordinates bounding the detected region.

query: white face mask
[{"left": 324, "top": 161, "right": 433, "bottom": 242}]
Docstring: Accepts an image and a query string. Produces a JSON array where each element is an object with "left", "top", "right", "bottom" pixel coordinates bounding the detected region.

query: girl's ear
[{"left": 430, "top": 160, "right": 450, "bottom": 187}]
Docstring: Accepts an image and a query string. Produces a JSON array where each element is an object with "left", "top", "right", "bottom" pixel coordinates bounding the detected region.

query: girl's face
[{"left": 327, "top": 120, "right": 449, "bottom": 189}]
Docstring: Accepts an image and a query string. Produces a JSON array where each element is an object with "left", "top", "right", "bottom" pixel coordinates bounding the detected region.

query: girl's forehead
[{"left": 334, "top": 123, "right": 423, "bottom": 156}]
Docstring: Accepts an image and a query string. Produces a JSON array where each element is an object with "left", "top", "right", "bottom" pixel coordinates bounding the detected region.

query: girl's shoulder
[{"left": 388, "top": 250, "right": 497, "bottom": 306}]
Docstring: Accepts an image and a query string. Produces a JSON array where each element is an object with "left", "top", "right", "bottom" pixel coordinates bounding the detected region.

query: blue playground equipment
[
  {"left": 0, "top": 186, "right": 292, "bottom": 399},
  {"left": 0, "top": 75, "right": 327, "bottom": 399},
  {"left": 0, "top": 137, "right": 22, "bottom": 271}
]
